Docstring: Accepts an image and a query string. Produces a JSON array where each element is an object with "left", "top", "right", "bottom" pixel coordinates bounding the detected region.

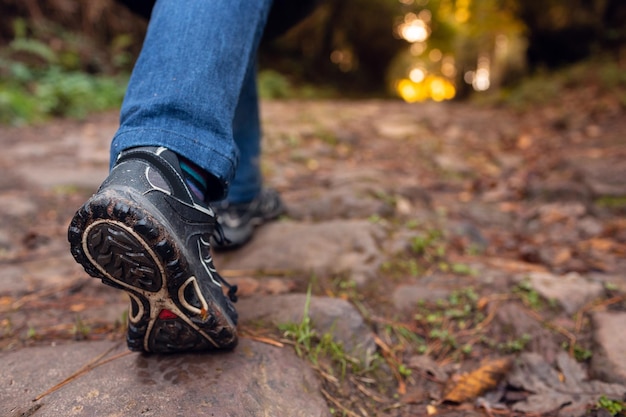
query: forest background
[{"left": 0, "top": 0, "right": 625, "bottom": 125}]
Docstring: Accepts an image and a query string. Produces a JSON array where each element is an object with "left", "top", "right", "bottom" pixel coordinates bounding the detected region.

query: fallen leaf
[
  {"left": 70, "top": 303, "right": 86, "bottom": 312},
  {"left": 443, "top": 357, "right": 512, "bottom": 403},
  {"left": 508, "top": 352, "right": 626, "bottom": 417},
  {"left": 553, "top": 248, "right": 572, "bottom": 266},
  {"left": 0, "top": 296, "right": 14, "bottom": 307},
  {"left": 517, "top": 134, "right": 533, "bottom": 150},
  {"left": 484, "top": 258, "right": 547, "bottom": 273}
]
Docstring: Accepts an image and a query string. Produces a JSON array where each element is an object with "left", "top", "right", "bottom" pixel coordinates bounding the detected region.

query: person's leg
[
  {"left": 227, "top": 61, "right": 262, "bottom": 204},
  {"left": 226, "top": 0, "right": 321, "bottom": 203},
  {"left": 111, "top": 0, "right": 273, "bottom": 201},
  {"left": 69, "top": 0, "right": 274, "bottom": 354},
  {"left": 211, "top": 1, "right": 321, "bottom": 249},
  {"left": 211, "top": 59, "right": 285, "bottom": 249}
]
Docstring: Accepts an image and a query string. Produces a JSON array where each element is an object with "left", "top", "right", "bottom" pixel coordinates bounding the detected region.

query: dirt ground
[{"left": 1, "top": 91, "right": 625, "bottom": 416}]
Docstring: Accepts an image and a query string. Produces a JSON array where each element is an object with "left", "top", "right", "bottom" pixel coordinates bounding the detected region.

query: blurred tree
[
  {"left": 0, "top": 0, "right": 146, "bottom": 74},
  {"left": 260, "top": 0, "right": 406, "bottom": 94},
  {"left": 518, "top": 0, "right": 625, "bottom": 67},
  {"left": 0, "top": 0, "right": 623, "bottom": 97}
]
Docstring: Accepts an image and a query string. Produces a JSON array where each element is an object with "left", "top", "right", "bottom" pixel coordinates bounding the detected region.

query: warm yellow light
[
  {"left": 430, "top": 78, "right": 447, "bottom": 101},
  {"left": 471, "top": 55, "right": 491, "bottom": 91},
  {"left": 455, "top": 8, "right": 470, "bottom": 22},
  {"left": 404, "top": 12, "right": 418, "bottom": 22},
  {"left": 428, "top": 49, "right": 442, "bottom": 62},
  {"left": 441, "top": 56, "right": 456, "bottom": 77},
  {"left": 409, "top": 67, "right": 426, "bottom": 83},
  {"left": 397, "top": 79, "right": 421, "bottom": 103},
  {"left": 472, "top": 68, "right": 490, "bottom": 91},
  {"left": 330, "top": 49, "right": 355, "bottom": 72},
  {"left": 454, "top": 0, "right": 471, "bottom": 22},
  {"left": 399, "top": 20, "right": 429, "bottom": 43},
  {"left": 410, "top": 42, "right": 426, "bottom": 56},
  {"left": 418, "top": 9, "right": 432, "bottom": 22},
  {"left": 398, "top": 14, "right": 430, "bottom": 43},
  {"left": 444, "top": 82, "right": 456, "bottom": 99},
  {"left": 397, "top": 76, "right": 456, "bottom": 103}
]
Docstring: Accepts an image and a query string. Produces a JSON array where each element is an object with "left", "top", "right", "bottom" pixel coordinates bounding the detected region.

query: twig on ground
[
  {"left": 1, "top": 279, "right": 85, "bottom": 313},
  {"left": 321, "top": 388, "right": 362, "bottom": 417},
  {"left": 522, "top": 307, "right": 577, "bottom": 355},
  {"left": 33, "top": 343, "right": 130, "bottom": 401},
  {"left": 239, "top": 327, "right": 284, "bottom": 347},
  {"left": 313, "top": 364, "right": 340, "bottom": 386},
  {"left": 373, "top": 334, "right": 406, "bottom": 395},
  {"left": 574, "top": 294, "right": 626, "bottom": 333},
  {"left": 350, "top": 375, "right": 389, "bottom": 403}
]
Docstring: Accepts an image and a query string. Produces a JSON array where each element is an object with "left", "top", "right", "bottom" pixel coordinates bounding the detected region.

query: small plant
[
  {"left": 498, "top": 334, "right": 531, "bottom": 353},
  {"left": 0, "top": 20, "right": 129, "bottom": 125},
  {"left": 513, "top": 280, "right": 543, "bottom": 310},
  {"left": 380, "top": 257, "right": 423, "bottom": 278},
  {"left": 595, "top": 196, "right": 626, "bottom": 210},
  {"left": 450, "top": 262, "right": 476, "bottom": 275},
  {"left": 410, "top": 287, "right": 489, "bottom": 359},
  {"left": 405, "top": 219, "right": 420, "bottom": 229},
  {"left": 562, "top": 342, "right": 593, "bottom": 362},
  {"left": 26, "top": 326, "right": 37, "bottom": 339},
  {"left": 386, "top": 323, "right": 427, "bottom": 353},
  {"left": 279, "top": 286, "right": 316, "bottom": 358},
  {"left": 279, "top": 286, "right": 359, "bottom": 379},
  {"left": 398, "top": 363, "right": 412, "bottom": 377},
  {"left": 72, "top": 315, "right": 91, "bottom": 340},
  {"left": 597, "top": 396, "right": 625, "bottom": 416},
  {"left": 372, "top": 190, "right": 397, "bottom": 206},
  {"left": 368, "top": 214, "right": 383, "bottom": 223},
  {"left": 429, "top": 328, "right": 458, "bottom": 348},
  {"left": 409, "top": 229, "right": 445, "bottom": 260},
  {"left": 461, "top": 343, "right": 473, "bottom": 354},
  {"left": 333, "top": 278, "right": 358, "bottom": 300},
  {"left": 258, "top": 70, "right": 292, "bottom": 99}
]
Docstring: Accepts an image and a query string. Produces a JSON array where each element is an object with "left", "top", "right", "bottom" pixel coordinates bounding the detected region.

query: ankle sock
[{"left": 179, "top": 157, "right": 209, "bottom": 202}]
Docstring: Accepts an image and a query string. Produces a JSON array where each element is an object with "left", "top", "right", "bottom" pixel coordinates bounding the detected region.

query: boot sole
[{"left": 68, "top": 188, "right": 237, "bottom": 353}]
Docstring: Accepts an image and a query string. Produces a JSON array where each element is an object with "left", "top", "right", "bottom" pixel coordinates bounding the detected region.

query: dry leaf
[
  {"left": 0, "top": 296, "right": 14, "bottom": 307},
  {"left": 443, "top": 357, "right": 512, "bottom": 403},
  {"left": 508, "top": 352, "right": 626, "bottom": 416},
  {"left": 70, "top": 303, "right": 86, "bottom": 312},
  {"left": 553, "top": 248, "right": 572, "bottom": 265},
  {"left": 517, "top": 134, "right": 533, "bottom": 150}
]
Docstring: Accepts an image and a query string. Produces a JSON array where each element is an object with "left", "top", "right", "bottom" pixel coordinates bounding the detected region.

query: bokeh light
[
  {"left": 397, "top": 75, "right": 456, "bottom": 103},
  {"left": 397, "top": 13, "right": 430, "bottom": 43},
  {"left": 409, "top": 67, "right": 426, "bottom": 83},
  {"left": 391, "top": 0, "right": 521, "bottom": 102}
]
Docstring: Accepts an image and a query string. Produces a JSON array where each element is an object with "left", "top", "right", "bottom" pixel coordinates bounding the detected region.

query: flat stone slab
[
  {"left": 521, "top": 272, "right": 604, "bottom": 314},
  {"left": 1, "top": 340, "right": 330, "bottom": 417},
  {"left": 285, "top": 168, "right": 393, "bottom": 221},
  {"left": 392, "top": 284, "right": 451, "bottom": 311},
  {"left": 591, "top": 311, "right": 626, "bottom": 384},
  {"left": 217, "top": 220, "right": 384, "bottom": 285},
  {"left": 238, "top": 294, "right": 377, "bottom": 360}
]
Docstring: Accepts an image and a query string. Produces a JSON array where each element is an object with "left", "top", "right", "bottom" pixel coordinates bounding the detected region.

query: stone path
[{"left": 1, "top": 100, "right": 625, "bottom": 416}]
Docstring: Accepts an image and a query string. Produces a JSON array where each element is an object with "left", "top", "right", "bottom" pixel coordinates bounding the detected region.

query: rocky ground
[{"left": 1, "top": 95, "right": 625, "bottom": 416}]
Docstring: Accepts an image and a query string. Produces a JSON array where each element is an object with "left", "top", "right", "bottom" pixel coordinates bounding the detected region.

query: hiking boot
[
  {"left": 67, "top": 147, "right": 238, "bottom": 353},
  {"left": 213, "top": 188, "right": 285, "bottom": 250}
]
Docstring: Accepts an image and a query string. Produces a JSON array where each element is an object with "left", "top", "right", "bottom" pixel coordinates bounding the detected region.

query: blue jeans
[{"left": 110, "top": 0, "right": 272, "bottom": 203}]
